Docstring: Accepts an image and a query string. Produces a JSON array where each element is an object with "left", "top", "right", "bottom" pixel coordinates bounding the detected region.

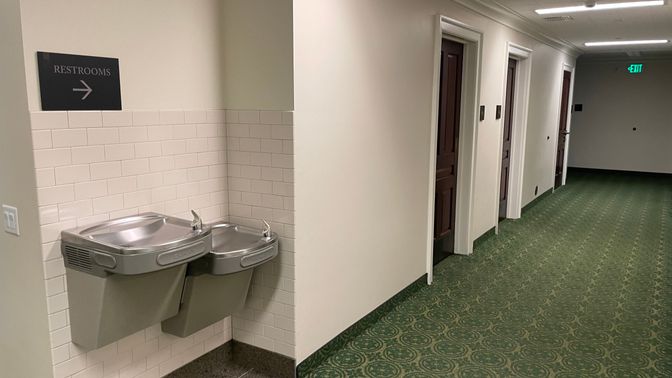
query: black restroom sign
[{"left": 37, "top": 52, "right": 122, "bottom": 111}]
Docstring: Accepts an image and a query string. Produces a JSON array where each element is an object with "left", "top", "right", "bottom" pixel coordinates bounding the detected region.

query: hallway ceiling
[{"left": 490, "top": 0, "right": 672, "bottom": 55}]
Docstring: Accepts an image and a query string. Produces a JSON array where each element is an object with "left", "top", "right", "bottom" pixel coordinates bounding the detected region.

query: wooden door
[
  {"left": 434, "top": 39, "right": 463, "bottom": 264},
  {"left": 499, "top": 58, "right": 517, "bottom": 219},
  {"left": 555, "top": 70, "right": 572, "bottom": 188}
]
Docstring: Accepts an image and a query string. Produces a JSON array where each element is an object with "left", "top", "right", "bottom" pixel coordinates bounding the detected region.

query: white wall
[
  {"left": 0, "top": 1, "right": 54, "bottom": 376},
  {"left": 294, "top": 0, "right": 575, "bottom": 362},
  {"left": 521, "top": 45, "right": 575, "bottom": 204},
  {"left": 219, "top": 0, "right": 294, "bottom": 111},
  {"left": 568, "top": 58, "right": 672, "bottom": 174}
]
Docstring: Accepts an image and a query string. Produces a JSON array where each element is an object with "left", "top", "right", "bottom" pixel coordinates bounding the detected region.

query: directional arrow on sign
[{"left": 72, "top": 80, "right": 93, "bottom": 100}]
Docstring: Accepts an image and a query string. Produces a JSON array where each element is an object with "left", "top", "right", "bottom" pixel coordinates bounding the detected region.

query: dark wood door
[
  {"left": 499, "top": 58, "right": 517, "bottom": 219},
  {"left": 434, "top": 39, "right": 463, "bottom": 265},
  {"left": 555, "top": 70, "right": 572, "bottom": 188}
]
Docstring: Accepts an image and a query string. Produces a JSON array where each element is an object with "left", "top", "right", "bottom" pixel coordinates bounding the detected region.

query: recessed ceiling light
[
  {"left": 584, "top": 39, "right": 669, "bottom": 46},
  {"left": 535, "top": 1, "right": 664, "bottom": 15}
]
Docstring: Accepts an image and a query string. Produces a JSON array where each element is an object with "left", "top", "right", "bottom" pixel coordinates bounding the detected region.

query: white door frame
[
  {"left": 425, "top": 15, "right": 482, "bottom": 284},
  {"left": 552, "top": 62, "right": 576, "bottom": 191},
  {"left": 493, "top": 43, "right": 533, "bottom": 232}
]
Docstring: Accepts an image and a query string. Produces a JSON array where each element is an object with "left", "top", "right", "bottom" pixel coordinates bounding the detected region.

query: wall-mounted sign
[
  {"left": 627, "top": 63, "right": 643, "bottom": 74},
  {"left": 37, "top": 52, "right": 121, "bottom": 111}
]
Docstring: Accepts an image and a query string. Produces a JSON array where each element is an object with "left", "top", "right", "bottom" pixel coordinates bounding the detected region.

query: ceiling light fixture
[
  {"left": 584, "top": 39, "right": 669, "bottom": 46},
  {"left": 535, "top": 1, "right": 664, "bottom": 15}
]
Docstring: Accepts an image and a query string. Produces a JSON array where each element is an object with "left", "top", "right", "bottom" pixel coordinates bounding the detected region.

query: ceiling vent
[{"left": 543, "top": 15, "right": 574, "bottom": 22}]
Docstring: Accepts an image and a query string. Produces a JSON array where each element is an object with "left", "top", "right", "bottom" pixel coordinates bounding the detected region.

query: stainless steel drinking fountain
[
  {"left": 162, "top": 221, "right": 278, "bottom": 337},
  {"left": 61, "top": 212, "right": 212, "bottom": 349}
]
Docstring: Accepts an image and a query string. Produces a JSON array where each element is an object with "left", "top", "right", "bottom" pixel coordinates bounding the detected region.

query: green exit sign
[{"left": 627, "top": 63, "right": 643, "bottom": 74}]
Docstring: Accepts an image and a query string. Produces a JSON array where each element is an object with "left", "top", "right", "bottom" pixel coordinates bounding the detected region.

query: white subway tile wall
[
  {"left": 31, "top": 110, "right": 230, "bottom": 378},
  {"left": 225, "top": 110, "right": 295, "bottom": 359},
  {"left": 29, "top": 109, "right": 294, "bottom": 378}
]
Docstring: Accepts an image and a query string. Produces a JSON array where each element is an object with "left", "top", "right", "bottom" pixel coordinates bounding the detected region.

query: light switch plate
[{"left": 2, "top": 205, "right": 20, "bottom": 236}]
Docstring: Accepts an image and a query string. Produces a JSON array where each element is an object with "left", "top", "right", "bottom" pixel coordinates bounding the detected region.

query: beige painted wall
[
  {"left": 294, "top": 0, "right": 575, "bottom": 362},
  {"left": 20, "top": 0, "right": 224, "bottom": 111},
  {"left": 0, "top": 0, "right": 54, "bottom": 376},
  {"left": 20, "top": 0, "right": 293, "bottom": 112},
  {"left": 568, "top": 58, "right": 672, "bottom": 174},
  {"left": 219, "top": 0, "right": 294, "bottom": 110}
]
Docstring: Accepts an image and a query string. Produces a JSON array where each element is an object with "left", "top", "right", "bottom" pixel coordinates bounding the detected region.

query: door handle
[{"left": 561, "top": 131, "right": 570, "bottom": 135}]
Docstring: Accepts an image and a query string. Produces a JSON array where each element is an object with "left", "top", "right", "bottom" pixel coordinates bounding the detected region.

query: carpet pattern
[{"left": 298, "top": 170, "right": 672, "bottom": 377}]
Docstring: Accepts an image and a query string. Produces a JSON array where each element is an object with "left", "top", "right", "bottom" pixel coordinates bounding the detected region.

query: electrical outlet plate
[{"left": 2, "top": 205, "right": 20, "bottom": 236}]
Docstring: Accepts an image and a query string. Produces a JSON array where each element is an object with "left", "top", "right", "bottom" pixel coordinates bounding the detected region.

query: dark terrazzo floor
[{"left": 168, "top": 341, "right": 294, "bottom": 378}]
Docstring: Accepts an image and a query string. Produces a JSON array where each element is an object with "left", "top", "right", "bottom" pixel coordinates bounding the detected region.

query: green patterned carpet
[{"left": 298, "top": 170, "right": 672, "bottom": 377}]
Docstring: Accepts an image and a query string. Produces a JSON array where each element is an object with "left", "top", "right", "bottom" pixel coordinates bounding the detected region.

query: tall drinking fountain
[
  {"left": 60, "top": 212, "right": 211, "bottom": 349},
  {"left": 162, "top": 221, "right": 278, "bottom": 337}
]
